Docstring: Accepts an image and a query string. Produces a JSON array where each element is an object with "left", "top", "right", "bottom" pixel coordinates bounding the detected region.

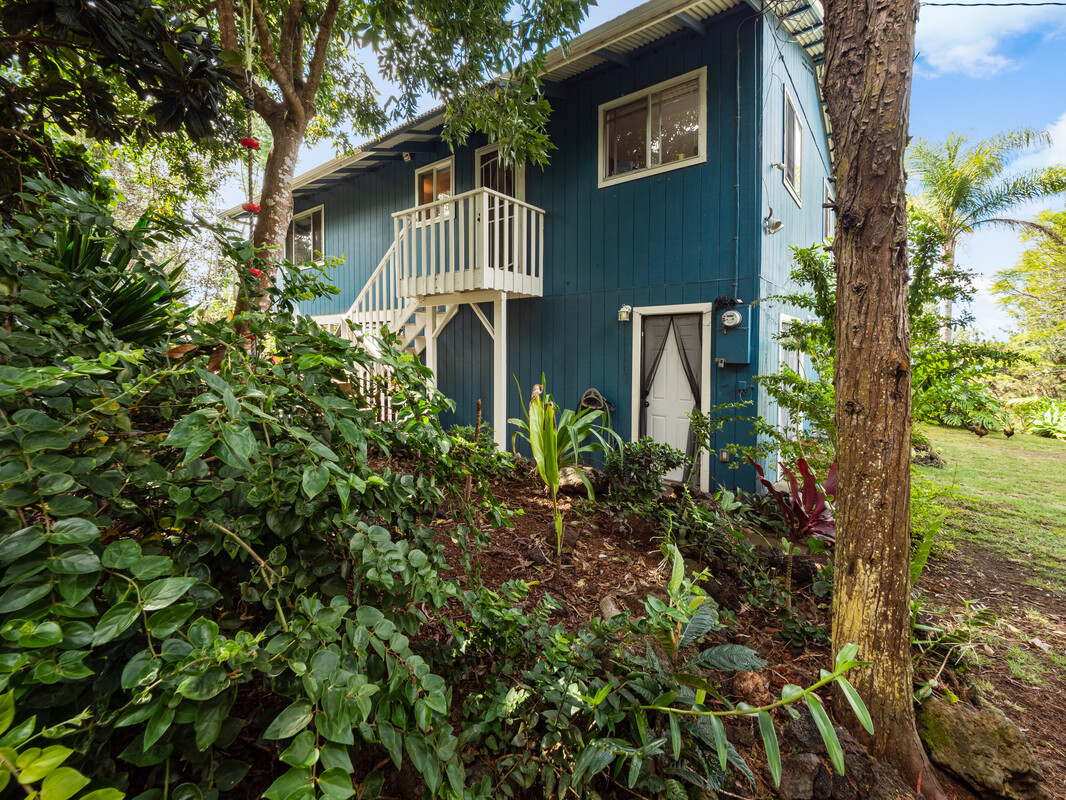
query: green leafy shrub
[
  {"left": 1027, "top": 400, "right": 1066, "bottom": 439},
  {"left": 604, "top": 437, "right": 687, "bottom": 513}
]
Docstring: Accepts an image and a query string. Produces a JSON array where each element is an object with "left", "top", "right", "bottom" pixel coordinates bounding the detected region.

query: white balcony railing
[{"left": 393, "top": 187, "right": 545, "bottom": 300}]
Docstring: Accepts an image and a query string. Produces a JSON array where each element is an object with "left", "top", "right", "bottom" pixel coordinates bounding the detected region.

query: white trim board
[
  {"left": 629, "top": 302, "right": 715, "bottom": 493},
  {"left": 598, "top": 67, "right": 708, "bottom": 189}
]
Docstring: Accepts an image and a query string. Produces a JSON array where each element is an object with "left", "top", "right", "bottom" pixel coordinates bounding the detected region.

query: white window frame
[
  {"left": 629, "top": 303, "right": 715, "bottom": 493},
  {"left": 286, "top": 204, "right": 325, "bottom": 266},
  {"left": 598, "top": 67, "right": 708, "bottom": 189},
  {"left": 822, "top": 178, "right": 835, "bottom": 242},
  {"left": 777, "top": 314, "right": 804, "bottom": 441},
  {"left": 475, "top": 143, "right": 526, "bottom": 201},
  {"left": 782, "top": 90, "right": 802, "bottom": 206},
  {"left": 414, "top": 156, "right": 455, "bottom": 222}
]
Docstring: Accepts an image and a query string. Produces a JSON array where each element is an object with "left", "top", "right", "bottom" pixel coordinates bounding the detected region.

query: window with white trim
[
  {"left": 778, "top": 315, "right": 804, "bottom": 439},
  {"left": 286, "top": 206, "right": 324, "bottom": 264},
  {"left": 415, "top": 157, "right": 453, "bottom": 220},
  {"left": 783, "top": 91, "right": 802, "bottom": 203},
  {"left": 599, "top": 68, "right": 707, "bottom": 187},
  {"left": 823, "top": 179, "right": 835, "bottom": 241}
]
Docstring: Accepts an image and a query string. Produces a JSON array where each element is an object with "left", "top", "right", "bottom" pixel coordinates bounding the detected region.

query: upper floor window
[
  {"left": 286, "top": 206, "right": 324, "bottom": 264},
  {"left": 783, "top": 91, "right": 802, "bottom": 203},
  {"left": 415, "top": 157, "right": 453, "bottom": 220},
  {"left": 598, "top": 68, "right": 707, "bottom": 188}
]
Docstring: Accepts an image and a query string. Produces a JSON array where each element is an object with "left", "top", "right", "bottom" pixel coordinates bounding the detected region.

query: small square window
[{"left": 286, "top": 206, "right": 324, "bottom": 264}]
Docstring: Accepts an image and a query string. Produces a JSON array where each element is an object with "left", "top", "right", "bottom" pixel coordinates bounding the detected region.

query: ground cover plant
[{"left": 0, "top": 182, "right": 874, "bottom": 800}]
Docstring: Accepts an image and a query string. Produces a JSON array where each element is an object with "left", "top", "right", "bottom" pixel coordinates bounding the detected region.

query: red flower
[
  {"left": 248, "top": 267, "right": 262, "bottom": 277},
  {"left": 239, "top": 137, "right": 260, "bottom": 149},
  {"left": 246, "top": 333, "right": 255, "bottom": 341},
  {"left": 241, "top": 202, "right": 261, "bottom": 213}
]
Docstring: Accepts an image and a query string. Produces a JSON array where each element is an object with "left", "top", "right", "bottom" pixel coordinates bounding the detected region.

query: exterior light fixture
[
  {"left": 764, "top": 207, "right": 784, "bottom": 234},
  {"left": 402, "top": 152, "right": 412, "bottom": 163},
  {"left": 618, "top": 304, "right": 632, "bottom": 322}
]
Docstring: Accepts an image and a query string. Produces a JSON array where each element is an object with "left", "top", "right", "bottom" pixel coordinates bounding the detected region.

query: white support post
[
  {"left": 493, "top": 293, "right": 507, "bottom": 450},
  {"left": 425, "top": 305, "right": 438, "bottom": 388}
]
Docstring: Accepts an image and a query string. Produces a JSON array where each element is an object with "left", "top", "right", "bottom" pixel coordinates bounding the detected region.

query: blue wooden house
[{"left": 254, "top": 0, "right": 832, "bottom": 492}]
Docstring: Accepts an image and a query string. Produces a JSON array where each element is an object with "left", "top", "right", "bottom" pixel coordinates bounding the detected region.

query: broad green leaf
[
  {"left": 668, "top": 544, "right": 684, "bottom": 596},
  {"left": 687, "top": 644, "right": 766, "bottom": 672},
  {"left": 38, "top": 473, "right": 75, "bottom": 495},
  {"left": 0, "top": 579, "right": 51, "bottom": 613},
  {"left": 758, "top": 710, "right": 781, "bottom": 787},
  {"left": 16, "top": 744, "right": 72, "bottom": 782},
  {"left": 48, "top": 518, "right": 98, "bottom": 545},
  {"left": 0, "top": 691, "right": 14, "bottom": 735},
  {"left": 678, "top": 602, "right": 719, "bottom": 650},
  {"left": 836, "top": 676, "right": 874, "bottom": 735},
  {"left": 709, "top": 712, "right": 729, "bottom": 771},
  {"left": 377, "top": 722, "right": 402, "bottom": 768},
  {"left": 0, "top": 527, "right": 45, "bottom": 561},
  {"left": 45, "top": 495, "right": 92, "bottom": 517},
  {"left": 668, "top": 712, "right": 681, "bottom": 761},
  {"left": 146, "top": 603, "right": 195, "bottom": 637},
  {"left": 39, "top": 766, "right": 89, "bottom": 800},
  {"left": 140, "top": 577, "right": 197, "bottom": 611},
  {"left": 21, "top": 431, "right": 71, "bottom": 452},
  {"left": 806, "top": 694, "right": 845, "bottom": 774},
  {"left": 318, "top": 767, "right": 355, "bottom": 800},
  {"left": 214, "top": 760, "right": 250, "bottom": 792},
  {"left": 263, "top": 767, "right": 312, "bottom": 800},
  {"left": 301, "top": 464, "right": 330, "bottom": 499},
  {"left": 280, "top": 731, "right": 319, "bottom": 768},
  {"left": 177, "top": 666, "right": 228, "bottom": 701},
  {"left": 102, "top": 539, "right": 141, "bottom": 569},
  {"left": 91, "top": 602, "right": 139, "bottom": 645},
  {"left": 144, "top": 705, "right": 175, "bottom": 749},
  {"left": 20, "top": 621, "right": 63, "bottom": 648},
  {"left": 50, "top": 546, "right": 100, "bottom": 574},
  {"left": 835, "top": 643, "right": 860, "bottom": 671},
  {"left": 263, "top": 701, "right": 314, "bottom": 740},
  {"left": 80, "top": 790, "right": 124, "bottom": 800}
]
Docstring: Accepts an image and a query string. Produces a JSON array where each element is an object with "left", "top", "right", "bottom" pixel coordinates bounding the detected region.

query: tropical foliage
[{"left": 0, "top": 180, "right": 876, "bottom": 800}]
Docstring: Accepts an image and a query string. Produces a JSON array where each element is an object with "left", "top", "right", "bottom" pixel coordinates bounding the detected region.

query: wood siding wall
[{"left": 294, "top": 7, "right": 832, "bottom": 489}]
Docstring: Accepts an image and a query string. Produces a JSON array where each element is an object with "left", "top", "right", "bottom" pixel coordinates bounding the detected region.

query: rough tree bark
[
  {"left": 216, "top": 0, "right": 337, "bottom": 314},
  {"left": 823, "top": 1, "right": 946, "bottom": 797}
]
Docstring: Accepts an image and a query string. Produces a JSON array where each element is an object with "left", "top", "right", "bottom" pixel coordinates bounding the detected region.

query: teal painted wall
[{"left": 291, "top": 7, "right": 830, "bottom": 491}]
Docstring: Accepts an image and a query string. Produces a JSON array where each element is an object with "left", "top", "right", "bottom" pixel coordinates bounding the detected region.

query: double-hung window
[
  {"left": 599, "top": 68, "right": 707, "bottom": 187},
  {"left": 783, "top": 91, "right": 802, "bottom": 203},
  {"left": 286, "top": 206, "right": 324, "bottom": 265},
  {"left": 823, "top": 179, "right": 835, "bottom": 241}
]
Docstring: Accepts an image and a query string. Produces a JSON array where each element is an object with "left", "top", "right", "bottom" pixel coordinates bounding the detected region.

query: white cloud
[
  {"left": 1010, "top": 111, "right": 1066, "bottom": 171},
  {"left": 916, "top": 5, "right": 1066, "bottom": 78}
]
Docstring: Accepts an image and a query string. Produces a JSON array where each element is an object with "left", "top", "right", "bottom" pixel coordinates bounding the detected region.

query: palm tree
[{"left": 907, "top": 128, "right": 1066, "bottom": 342}]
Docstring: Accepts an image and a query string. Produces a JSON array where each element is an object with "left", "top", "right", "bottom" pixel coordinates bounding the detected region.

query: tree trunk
[
  {"left": 235, "top": 116, "right": 305, "bottom": 315},
  {"left": 939, "top": 239, "right": 956, "bottom": 344},
  {"left": 823, "top": 0, "right": 945, "bottom": 797}
]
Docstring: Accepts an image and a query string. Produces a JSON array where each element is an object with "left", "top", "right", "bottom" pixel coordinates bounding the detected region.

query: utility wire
[{"left": 922, "top": 2, "right": 1066, "bottom": 5}]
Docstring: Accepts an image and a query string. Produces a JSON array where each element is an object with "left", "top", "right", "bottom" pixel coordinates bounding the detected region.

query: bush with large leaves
[{"left": 0, "top": 184, "right": 475, "bottom": 800}]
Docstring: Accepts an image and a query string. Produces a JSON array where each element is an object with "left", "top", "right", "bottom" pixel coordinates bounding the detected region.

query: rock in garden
[
  {"left": 917, "top": 697, "right": 1049, "bottom": 800},
  {"left": 767, "top": 752, "right": 820, "bottom": 800},
  {"left": 558, "top": 465, "right": 608, "bottom": 495}
]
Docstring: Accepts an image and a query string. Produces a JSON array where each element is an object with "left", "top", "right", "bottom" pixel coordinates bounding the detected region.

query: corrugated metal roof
[{"left": 225, "top": 0, "right": 831, "bottom": 216}]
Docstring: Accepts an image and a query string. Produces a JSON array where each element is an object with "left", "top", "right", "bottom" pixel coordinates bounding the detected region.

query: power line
[{"left": 922, "top": 2, "right": 1066, "bottom": 5}]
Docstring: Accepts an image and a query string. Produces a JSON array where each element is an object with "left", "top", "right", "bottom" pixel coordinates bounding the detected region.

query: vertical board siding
[{"left": 296, "top": 7, "right": 829, "bottom": 490}]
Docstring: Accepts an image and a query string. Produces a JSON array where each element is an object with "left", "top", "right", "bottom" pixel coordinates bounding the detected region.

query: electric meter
[{"left": 720, "top": 309, "right": 743, "bottom": 329}]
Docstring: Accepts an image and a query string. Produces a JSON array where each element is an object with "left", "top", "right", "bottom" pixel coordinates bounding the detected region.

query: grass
[{"left": 916, "top": 425, "right": 1066, "bottom": 594}]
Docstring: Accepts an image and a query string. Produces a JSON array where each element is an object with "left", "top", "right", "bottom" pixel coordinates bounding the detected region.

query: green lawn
[{"left": 916, "top": 425, "right": 1066, "bottom": 593}]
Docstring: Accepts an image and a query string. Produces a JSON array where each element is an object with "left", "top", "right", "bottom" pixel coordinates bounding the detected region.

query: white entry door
[{"left": 646, "top": 324, "right": 695, "bottom": 482}]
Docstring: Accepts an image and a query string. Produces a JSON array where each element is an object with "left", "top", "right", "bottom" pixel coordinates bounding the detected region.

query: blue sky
[{"left": 258, "top": 1, "right": 1066, "bottom": 339}]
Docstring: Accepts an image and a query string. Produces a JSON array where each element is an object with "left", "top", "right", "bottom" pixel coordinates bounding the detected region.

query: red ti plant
[{"left": 747, "top": 456, "right": 838, "bottom": 544}]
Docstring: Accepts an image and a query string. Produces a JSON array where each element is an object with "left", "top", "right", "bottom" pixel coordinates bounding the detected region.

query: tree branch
[
  {"left": 250, "top": 0, "right": 304, "bottom": 122},
  {"left": 278, "top": 0, "right": 305, "bottom": 79},
  {"left": 215, "top": 0, "right": 238, "bottom": 53},
  {"left": 303, "top": 0, "right": 341, "bottom": 106}
]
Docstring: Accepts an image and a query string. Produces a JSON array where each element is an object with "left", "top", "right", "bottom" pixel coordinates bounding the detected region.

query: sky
[{"left": 235, "top": 0, "right": 1066, "bottom": 340}]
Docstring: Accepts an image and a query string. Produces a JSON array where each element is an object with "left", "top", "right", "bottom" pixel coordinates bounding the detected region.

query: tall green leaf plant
[{"left": 510, "top": 377, "right": 620, "bottom": 573}]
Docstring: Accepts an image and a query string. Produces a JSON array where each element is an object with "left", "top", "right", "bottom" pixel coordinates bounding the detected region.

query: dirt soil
[
  {"left": 922, "top": 541, "right": 1066, "bottom": 798},
  {"left": 422, "top": 464, "right": 995, "bottom": 800}
]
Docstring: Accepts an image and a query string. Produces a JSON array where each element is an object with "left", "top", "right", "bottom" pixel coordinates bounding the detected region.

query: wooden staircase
[{"left": 313, "top": 187, "right": 546, "bottom": 446}]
